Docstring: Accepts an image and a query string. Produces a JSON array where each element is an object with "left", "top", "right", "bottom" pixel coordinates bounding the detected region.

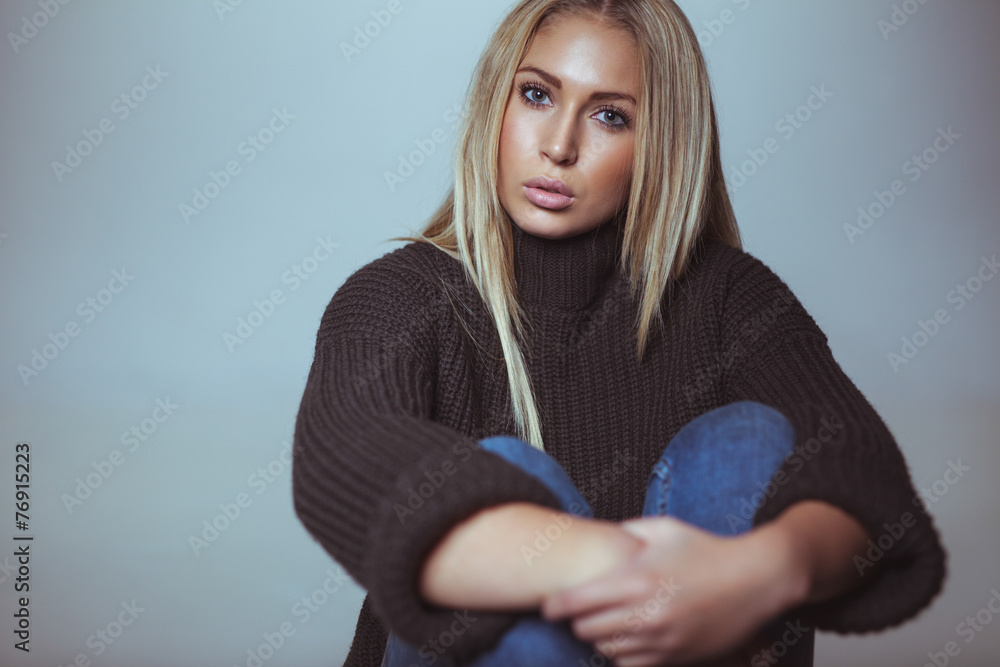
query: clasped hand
[{"left": 539, "top": 515, "right": 789, "bottom": 666}]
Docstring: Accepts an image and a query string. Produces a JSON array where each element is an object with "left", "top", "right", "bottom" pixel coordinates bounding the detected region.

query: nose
[{"left": 540, "top": 111, "right": 578, "bottom": 166}]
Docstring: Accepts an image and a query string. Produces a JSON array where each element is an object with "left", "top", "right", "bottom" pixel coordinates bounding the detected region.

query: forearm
[
  {"left": 419, "top": 501, "right": 643, "bottom": 610},
  {"left": 749, "top": 499, "right": 873, "bottom": 611}
]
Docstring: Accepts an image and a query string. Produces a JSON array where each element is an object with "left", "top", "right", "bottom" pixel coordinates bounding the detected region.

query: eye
[
  {"left": 595, "top": 106, "right": 632, "bottom": 131},
  {"left": 526, "top": 87, "right": 550, "bottom": 104},
  {"left": 519, "top": 81, "right": 551, "bottom": 107},
  {"left": 598, "top": 109, "right": 625, "bottom": 126}
]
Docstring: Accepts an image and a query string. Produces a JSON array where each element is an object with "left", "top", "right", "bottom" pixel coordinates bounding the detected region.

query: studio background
[{"left": 1, "top": 1, "right": 998, "bottom": 665}]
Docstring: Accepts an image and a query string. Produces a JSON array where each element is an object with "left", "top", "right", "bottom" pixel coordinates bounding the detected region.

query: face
[{"left": 497, "top": 14, "right": 639, "bottom": 240}]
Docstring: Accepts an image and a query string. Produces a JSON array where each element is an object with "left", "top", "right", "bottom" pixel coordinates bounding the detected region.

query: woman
[{"left": 291, "top": 1, "right": 947, "bottom": 665}]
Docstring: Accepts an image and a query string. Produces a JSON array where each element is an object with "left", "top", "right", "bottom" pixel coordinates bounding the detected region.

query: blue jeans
[{"left": 381, "top": 400, "right": 815, "bottom": 666}]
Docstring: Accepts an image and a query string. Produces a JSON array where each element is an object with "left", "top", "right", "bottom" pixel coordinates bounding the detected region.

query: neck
[{"left": 511, "top": 217, "right": 625, "bottom": 311}]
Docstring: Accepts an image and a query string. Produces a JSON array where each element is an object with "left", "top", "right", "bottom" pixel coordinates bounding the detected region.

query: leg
[
  {"left": 382, "top": 435, "right": 601, "bottom": 667},
  {"left": 643, "top": 400, "right": 814, "bottom": 666}
]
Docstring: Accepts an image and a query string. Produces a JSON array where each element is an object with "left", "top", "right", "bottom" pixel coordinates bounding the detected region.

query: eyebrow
[{"left": 516, "top": 65, "right": 637, "bottom": 105}]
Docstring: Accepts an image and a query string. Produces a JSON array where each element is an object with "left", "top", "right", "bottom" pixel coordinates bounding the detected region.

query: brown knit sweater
[{"left": 291, "top": 217, "right": 946, "bottom": 666}]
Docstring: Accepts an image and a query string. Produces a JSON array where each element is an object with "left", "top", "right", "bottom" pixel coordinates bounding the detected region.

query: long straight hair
[{"left": 392, "top": 0, "right": 742, "bottom": 452}]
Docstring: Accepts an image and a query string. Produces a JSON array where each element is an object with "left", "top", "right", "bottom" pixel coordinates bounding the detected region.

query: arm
[
  {"left": 716, "top": 248, "right": 946, "bottom": 631},
  {"left": 419, "top": 502, "right": 644, "bottom": 609},
  {"left": 291, "top": 255, "right": 575, "bottom": 659},
  {"left": 532, "top": 499, "right": 878, "bottom": 664},
  {"left": 745, "top": 499, "right": 874, "bottom": 610},
  {"left": 418, "top": 482, "right": 867, "bottom": 620}
]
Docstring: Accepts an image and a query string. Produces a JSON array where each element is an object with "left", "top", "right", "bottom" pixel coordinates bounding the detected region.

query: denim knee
[
  {"left": 463, "top": 615, "right": 597, "bottom": 667},
  {"left": 478, "top": 435, "right": 594, "bottom": 518},
  {"left": 670, "top": 400, "right": 795, "bottom": 460},
  {"left": 643, "top": 401, "right": 797, "bottom": 534}
]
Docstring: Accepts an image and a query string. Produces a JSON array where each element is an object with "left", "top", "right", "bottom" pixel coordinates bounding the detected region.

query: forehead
[{"left": 521, "top": 14, "right": 639, "bottom": 92}]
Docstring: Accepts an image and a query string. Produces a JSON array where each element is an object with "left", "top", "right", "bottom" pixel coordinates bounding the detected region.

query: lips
[
  {"left": 523, "top": 176, "right": 575, "bottom": 211},
  {"left": 523, "top": 176, "right": 574, "bottom": 197}
]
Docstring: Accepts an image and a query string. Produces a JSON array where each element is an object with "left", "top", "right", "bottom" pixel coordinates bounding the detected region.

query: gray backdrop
[{"left": 1, "top": 1, "right": 998, "bottom": 665}]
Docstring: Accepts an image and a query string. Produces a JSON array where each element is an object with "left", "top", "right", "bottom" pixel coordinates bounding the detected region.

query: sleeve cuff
[
  {"left": 363, "top": 435, "right": 567, "bottom": 661},
  {"left": 752, "top": 400, "right": 948, "bottom": 632}
]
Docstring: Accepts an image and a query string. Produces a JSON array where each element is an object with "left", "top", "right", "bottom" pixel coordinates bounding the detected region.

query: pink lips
[{"left": 523, "top": 176, "right": 575, "bottom": 211}]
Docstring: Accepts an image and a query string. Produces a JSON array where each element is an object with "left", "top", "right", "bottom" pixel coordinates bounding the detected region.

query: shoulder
[
  {"left": 333, "top": 239, "right": 464, "bottom": 305},
  {"left": 348, "top": 240, "right": 457, "bottom": 291},
  {"left": 686, "top": 238, "right": 827, "bottom": 343},
  {"left": 319, "top": 240, "right": 462, "bottom": 338},
  {"left": 687, "top": 238, "right": 780, "bottom": 286}
]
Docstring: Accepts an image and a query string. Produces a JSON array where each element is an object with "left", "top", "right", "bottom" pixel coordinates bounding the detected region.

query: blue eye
[
  {"left": 599, "top": 110, "right": 625, "bottom": 127},
  {"left": 519, "top": 82, "right": 550, "bottom": 107},
  {"left": 516, "top": 79, "right": 633, "bottom": 132},
  {"left": 594, "top": 105, "right": 632, "bottom": 131}
]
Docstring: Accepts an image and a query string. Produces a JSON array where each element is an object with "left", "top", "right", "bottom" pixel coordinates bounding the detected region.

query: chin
[
  {"left": 512, "top": 212, "right": 588, "bottom": 240},
  {"left": 516, "top": 220, "right": 566, "bottom": 239}
]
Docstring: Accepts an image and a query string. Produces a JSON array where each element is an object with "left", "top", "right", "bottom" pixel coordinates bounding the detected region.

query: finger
[
  {"left": 620, "top": 515, "right": 681, "bottom": 540},
  {"left": 542, "top": 568, "right": 649, "bottom": 620},
  {"left": 588, "top": 623, "right": 662, "bottom": 659},
  {"left": 591, "top": 632, "right": 652, "bottom": 662},
  {"left": 619, "top": 518, "right": 657, "bottom": 540},
  {"left": 612, "top": 650, "right": 670, "bottom": 667},
  {"left": 570, "top": 604, "right": 634, "bottom": 642}
]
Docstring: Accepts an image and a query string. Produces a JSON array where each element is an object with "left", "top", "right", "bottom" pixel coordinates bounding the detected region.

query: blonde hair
[{"left": 391, "top": 0, "right": 742, "bottom": 451}]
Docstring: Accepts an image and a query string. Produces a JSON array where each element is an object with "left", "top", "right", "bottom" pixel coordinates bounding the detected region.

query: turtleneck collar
[{"left": 511, "top": 216, "right": 625, "bottom": 311}]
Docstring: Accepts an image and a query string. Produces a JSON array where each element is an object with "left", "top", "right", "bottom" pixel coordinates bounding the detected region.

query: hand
[{"left": 539, "top": 516, "right": 796, "bottom": 666}]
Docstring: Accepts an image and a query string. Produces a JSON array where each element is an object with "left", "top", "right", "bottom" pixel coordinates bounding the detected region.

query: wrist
[
  {"left": 554, "top": 519, "right": 644, "bottom": 592},
  {"left": 737, "top": 518, "right": 811, "bottom": 620}
]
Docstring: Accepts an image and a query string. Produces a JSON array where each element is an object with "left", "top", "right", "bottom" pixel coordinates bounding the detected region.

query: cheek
[
  {"left": 504, "top": 107, "right": 538, "bottom": 154},
  {"left": 593, "top": 141, "right": 634, "bottom": 191},
  {"left": 498, "top": 115, "right": 517, "bottom": 175},
  {"left": 499, "top": 114, "right": 535, "bottom": 186}
]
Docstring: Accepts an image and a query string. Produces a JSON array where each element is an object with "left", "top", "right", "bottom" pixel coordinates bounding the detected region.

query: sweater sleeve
[
  {"left": 715, "top": 249, "right": 947, "bottom": 633},
  {"left": 291, "top": 248, "right": 565, "bottom": 661}
]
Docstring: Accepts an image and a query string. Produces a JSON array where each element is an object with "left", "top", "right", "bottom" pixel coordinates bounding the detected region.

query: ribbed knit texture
[{"left": 291, "top": 217, "right": 946, "bottom": 667}]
